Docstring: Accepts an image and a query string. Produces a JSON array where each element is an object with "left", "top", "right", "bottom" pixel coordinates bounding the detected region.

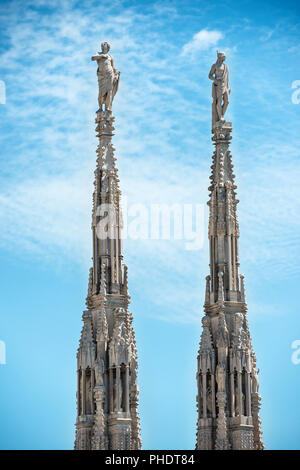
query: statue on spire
[
  {"left": 75, "top": 43, "right": 141, "bottom": 450},
  {"left": 92, "top": 42, "right": 120, "bottom": 112},
  {"left": 196, "top": 52, "right": 264, "bottom": 450},
  {"left": 209, "top": 51, "right": 230, "bottom": 128}
]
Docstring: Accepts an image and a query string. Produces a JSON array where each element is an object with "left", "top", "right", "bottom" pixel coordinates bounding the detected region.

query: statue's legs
[
  {"left": 216, "top": 97, "right": 223, "bottom": 121},
  {"left": 216, "top": 88, "right": 229, "bottom": 121},
  {"left": 106, "top": 91, "right": 113, "bottom": 112},
  {"left": 222, "top": 92, "right": 229, "bottom": 119},
  {"left": 98, "top": 94, "right": 104, "bottom": 111},
  {"left": 216, "top": 86, "right": 224, "bottom": 121}
]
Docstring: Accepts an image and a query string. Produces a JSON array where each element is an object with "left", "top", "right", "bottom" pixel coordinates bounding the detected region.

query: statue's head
[
  {"left": 101, "top": 42, "right": 110, "bottom": 53},
  {"left": 217, "top": 51, "right": 226, "bottom": 63}
]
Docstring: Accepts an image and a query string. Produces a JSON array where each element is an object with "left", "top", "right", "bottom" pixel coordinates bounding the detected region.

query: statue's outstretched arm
[{"left": 91, "top": 53, "right": 101, "bottom": 61}]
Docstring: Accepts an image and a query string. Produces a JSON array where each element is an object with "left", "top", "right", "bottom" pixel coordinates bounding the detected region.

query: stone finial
[
  {"left": 199, "top": 315, "right": 213, "bottom": 353},
  {"left": 123, "top": 264, "right": 129, "bottom": 294},
  {"left": 205, "top": 275, "right": 211, "bottom": 305},
  {"left": 87, "top": 267, "right": 93, "bottom": 297}
]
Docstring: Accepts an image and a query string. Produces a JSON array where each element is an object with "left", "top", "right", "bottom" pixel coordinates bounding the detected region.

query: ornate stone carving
[{"left": 215, "top": 392, "right": 230, "bottom": 450}]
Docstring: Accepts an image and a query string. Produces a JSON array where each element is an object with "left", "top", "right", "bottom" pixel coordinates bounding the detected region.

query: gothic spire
[
  {"left": 196, "top": 52, "right": 264, "bottom": 450},
  {"left": 75, "top": 42, "right": 141, "bottom": 451}
]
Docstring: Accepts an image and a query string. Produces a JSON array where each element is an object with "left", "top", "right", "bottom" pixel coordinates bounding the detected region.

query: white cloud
[{"left": 181, "top": 29, "right": 223, "bottom": 56}]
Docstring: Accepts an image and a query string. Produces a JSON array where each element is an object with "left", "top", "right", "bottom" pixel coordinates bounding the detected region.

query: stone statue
[
  {"left": 207, "top": 385, "right": 213, "bottom": 415},
  {"left": 232, "top": 313, "right": 245, "bottom": 349},
  {"left": 209, "top": 51, "right": 230, "bottom": 127},
  {"left": 92, "top": 42, "right": 120, "bottom": 112},
  {"left": 216, "top": 312, "right": 229, "bottom": 349},
  {"left": 216, "top": 363, "right": 226, "bottom": 392},
  {"left": 234, "top": 382, "right": 240, "bottom": 416},
  {"left": 130, "top": 361, "right": 138, "bottom": 390},
  {"left": 94, "top": 358, "right": 105, "bottom": 386},
  {"left": 113, "top": 376, "right": 123, "bottom": 411},
  {"left": 252, "top": 368, "right": 260, "bottom": 394}
]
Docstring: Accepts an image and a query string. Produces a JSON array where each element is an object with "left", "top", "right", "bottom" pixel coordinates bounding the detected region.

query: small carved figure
[
  {"left": 94, "top": 358, "right": 105, "bottom": 386},
  {"left": 232, "top": 312, "right": 245, "bottom": 349},
  {"left": 92, "top": 42, "right": 120, "bottom": 112},
  {"left": 252, "top": 368, "right": 260, "bottom": 394},
  {"left": 216, "top": 363, "right": 226, "bottom": 392},
  {"left": 216, "top": 312, "right": 229, "bottom": 349},
  {"left": 113, "top": 375, "right": 123, "bottom": 411},
  {"left": 130, "top": 360, "right": 138, "bottom": 390},
  {"left": 207, "top": 385, "right": 213, "bottom": 416},
  {"left": 234, "top": 382, "right": 239, "bottom": 416}
]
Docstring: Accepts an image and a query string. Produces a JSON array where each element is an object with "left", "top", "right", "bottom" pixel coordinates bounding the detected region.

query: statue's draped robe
[
  {"left": 212, "top": 63, "right": 229, "bottom": 100},
  {"left": 97, "top": 54, "right": 119, "bottom": 103}
]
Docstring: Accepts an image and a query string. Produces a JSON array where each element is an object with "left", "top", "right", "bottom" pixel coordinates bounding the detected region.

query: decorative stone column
[
  {"left": 215, "top": 391, "right": 231, "bottom": 450},
  {"left": 92, "top": 385, "right": 108, "bottom": 450}
]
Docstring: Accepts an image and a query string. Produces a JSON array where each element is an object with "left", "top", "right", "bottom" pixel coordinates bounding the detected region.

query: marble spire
[
  {"left": 196, "top": 52, "right": 264, "bottom": 450},
  {"left": 75, "top": 43, "right": 141, "bottom": 451}
]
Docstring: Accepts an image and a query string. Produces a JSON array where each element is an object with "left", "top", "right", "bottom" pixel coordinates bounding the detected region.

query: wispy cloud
[
  {"left": 181, "top": 29, "right": 223, "bottom": 55},
  {"left": 0, "top": 0, "right": 299, "bottom": 325}
]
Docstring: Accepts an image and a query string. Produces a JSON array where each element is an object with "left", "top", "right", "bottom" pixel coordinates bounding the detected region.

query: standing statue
[
  {"left": 216, "top": 363, "right": 226, "bottom": 392},
  {"left": 94, "top": 358, "right": 105, "bottom": 387},
  {"left": 207, "top": 385, "right": 213, "bottom": 416},
  {"left": 209, "top": 51, "right": 230, "bottom": 127},
  {"left": 252, "top": 368, "right": 260, "bottom": 394},
  {"left": 92, "top": 42, "right": 120, "bottom": 112},
  {"left": 113, "top": 376, "right": 123, "bottom": 411}
]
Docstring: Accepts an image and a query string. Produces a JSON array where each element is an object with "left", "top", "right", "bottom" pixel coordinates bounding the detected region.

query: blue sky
[{"left": 0, "top": 0, "right": 300, "bottom": 450}]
